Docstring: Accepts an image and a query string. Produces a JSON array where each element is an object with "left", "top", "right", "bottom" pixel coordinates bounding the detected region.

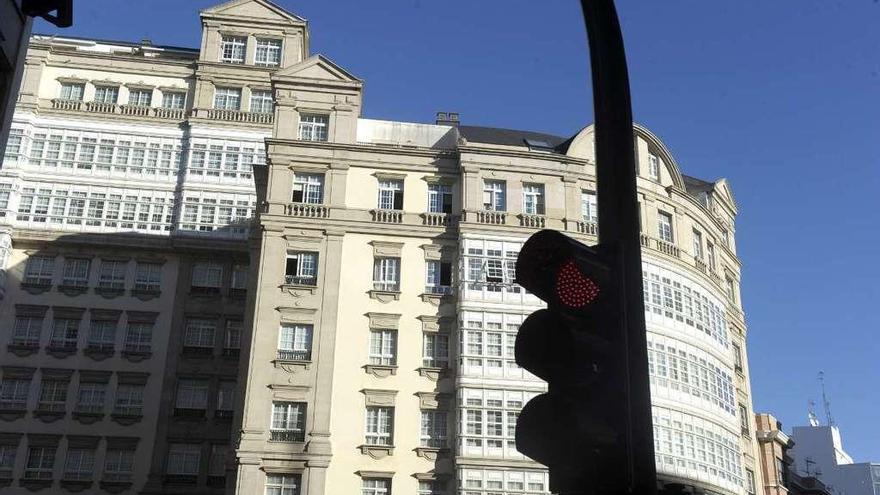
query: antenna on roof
[
  {"left": 818, "top": 371, "right": 835, "bottom": 427},
  {"left": 808, "top": 400, "right": 820, "bottom": 427}
]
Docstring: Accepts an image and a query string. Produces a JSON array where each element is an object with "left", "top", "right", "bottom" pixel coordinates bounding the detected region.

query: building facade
[
  {"left": 788, "top": 425, "right": 880, "bottom": 495},
  {"left": 755, "top": 413, "right": 794, "bottom": 495},
  {"left": 0, "top": 1, "right": 765, "bottom": 495}
]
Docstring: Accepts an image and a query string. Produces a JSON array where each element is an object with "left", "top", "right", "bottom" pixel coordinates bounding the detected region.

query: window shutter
[
  {"left": 285, "top": 257, "right": 298, "bottom": 276},
  {"left": 440, "top": 262, "right": 452, "bottom": 286},
  {"left": 393, "top": 190, "right": 403, "bottom": 210},
  {"left": 442, "top": 194, "right": 453, "bottom": 214},
  {"left": 482, "top": 190, "right": 492, "bottom": 209}
]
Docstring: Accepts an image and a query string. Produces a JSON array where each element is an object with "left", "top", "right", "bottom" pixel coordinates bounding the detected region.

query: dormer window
[
  {"left": 255, "top": 38, "right": 282, "bottom": 66},
  {"left": 219, "top": 36, "right": 246, "bottom": 64}
]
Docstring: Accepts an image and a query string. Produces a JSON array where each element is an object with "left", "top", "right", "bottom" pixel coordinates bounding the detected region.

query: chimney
[{"left": 435, "top": 111, "right": 460, "bottom": 127}]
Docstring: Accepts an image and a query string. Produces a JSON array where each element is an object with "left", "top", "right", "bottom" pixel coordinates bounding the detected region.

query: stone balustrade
[
  {"left": 371, "top": 209, "right": 404, "bottom": 223},
  {"left": 286, "top": 203, "right": 330, "bottom": 218}
]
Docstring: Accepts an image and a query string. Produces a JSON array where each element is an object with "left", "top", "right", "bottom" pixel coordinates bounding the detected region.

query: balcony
[
  {"left": 182, "top": 346, "right": 214, "bottom": 357},
  {"left": 518, "top": 213, "right": 546, "bottom": 228},
  {"left": 576, "top": 220, "right": 598, "bottom": 235},
  {"left": 654, "top": 238, "right": 681, "bottom": 258},
  {"left": 424, "top": 285, "right": 453, "bottom": 295},
  {"left": 51, "top": 98, "right": 83, "bottom": 111},
  {"left": 50, "top": 99, "right": 187, "bottom": 120},
  {"left": 472, "top": 210, "right": 507, "bottom": 225},
  {"left": 119, "top": 104, "right": 151, "bottom": 117},
  {"left": 277, "top": 349, "right": 311, "bottom": 361},
  {"left": 421, "top": 212, "right": 457, "bottom": 227},
  {"left": 173, "top": 407, "right": 206, "bottom": 419},
  {"left": 286, "top": 203, "right": 329, "bottom": 218},
  {"left": 269, "top": 429, "right": 305, "bottom": 442},
  {"left": 203, "top": 108, "right": 273, "bottom": 124},
  {"left": 371, "top": 209, "right": 403, "bottom": 223},
  {"left": 285, "top": 275, "right": 317, "bottom": 286}
]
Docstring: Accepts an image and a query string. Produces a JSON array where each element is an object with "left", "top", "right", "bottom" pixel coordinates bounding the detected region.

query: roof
[
  {"left": 32, "top": 33, "right": 199, "bottom": 54},
  {"left": 457, "top": 125, "right": 568, "bottom": 149},
  {"left": 682, "top": 174, "right": 715, "bottom": 196}
]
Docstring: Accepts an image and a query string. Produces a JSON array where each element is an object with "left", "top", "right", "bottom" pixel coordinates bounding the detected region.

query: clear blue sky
[{"left": 37, "top": 0, "right": 880, "bottom": 461}]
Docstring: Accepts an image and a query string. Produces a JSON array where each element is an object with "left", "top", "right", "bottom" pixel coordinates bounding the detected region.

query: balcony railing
[
  {"left": 518, "top": 213, "right": 546, "bottom": 228},
  {"left": 277, "top": 349, "right": 311, "bottom": 361},
  {"left": 577, "top": 220, "right": 598, "bottom": 235},
  {"left": 52, "top": 99, "right": 187, "bottom": 120},
  {"left": 85, "top": 101, "right": 117, "bottom": 113},
  {"left": 694, "top": 257, "right": 707, "bottom": 274},
  {"left": 204, "top": 108, "right": 274, "bottom": 124},
  {"left": 75, "top": 404, "right": 104, "bottom": 414},
  {"left": 51, "top": 98, "right": 83, "bottom": 111},
  {"left": 421, "top": 212, "right": 457, "bottom": 227},
  {"left": 120, "top": 104, "right": 151, "bottom": 117},
  {"left": 424, "top": 285, "right": 453, "bottom": 295},
  {"left": 473, "top": 210, "right": 507, "bottom": 225},
  {"left": 112, "top": 406, "right": 143, "bottom": 416},
  {"left": 654, "top": 238, "right": 681, "bottom": 258},
  {"left": 286, "top": 203, "right": 329, "bottom": 218},
  {"left": 371, "top": 209, "right": 403, "bottom": 223},
  {"left": 269, "top": 429, "right": 305, "bottom": 442},
  {"left": 285, "top": 275, "right": 317, "bottom": 286}
]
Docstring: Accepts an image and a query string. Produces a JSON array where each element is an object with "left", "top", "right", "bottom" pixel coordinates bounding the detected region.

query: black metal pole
[{"left": 580, "top": 1, "right": 657, "bottom": 494}]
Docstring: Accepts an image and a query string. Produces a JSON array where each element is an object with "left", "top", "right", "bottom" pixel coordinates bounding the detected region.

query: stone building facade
[{"left": 0, "top": 1, "right": 764, "bottom": 495}]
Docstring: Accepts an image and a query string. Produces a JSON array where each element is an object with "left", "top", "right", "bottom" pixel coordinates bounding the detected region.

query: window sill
[
  {"left": 419, "top": 292, "right": 454, "bottom": 306},
  {"left": 46, "top": 346, "right": 78, "bottom": 358},
  {"left": 131, "top": 288, "right": 161, "bottom": 301},
  {"left": 272, "top": 359, "right": 312, "bottom": 374},
  {"left": 6, "top": 343, "right": 39, "bottom": 357},
  {"left": 110, "top": 413, "right": 143, "bottom": 426},
  {"left": 281, "top": 283, "right": 317, "bottom": 297},
  {"left": 189, "top": 288, "right": 221, "bottom": 298},
  {"left": 94, "top": 286, "right": 124, "bottom": 299},
  {"left": 72, "top": 411, "right": 104, "bottom": 425},
  {"left": 415, "top": 446, "right": 449, "bottom": 460},
  {"left": 83, "top": 346, "right": 114, "bottom": 361},
  {"left": 58, "top": 284, "right": 89, "bottom": 296},
  {"left": 99, "top": 480, "right": 133, "bottom": 494},
  {"left": 363, "top": 364, "right": 397, "bottom": 378},
  {"left": 33, "top": 409, "right": 66, "bottom": 423},
  {"left": 19, "top": 478, "right": 53, "bottom": 490},
  {"left": 0, "top": 409, "right": 27, "bottom": 421},
  {"left": 182, "top": 347, "right": 214, "bottom": 358},
  {"left": 164, "top": 475, "right": 198, "bottom": 485},
  {"left": 20, "top": 282, "right": 52, "bottom": 295},
  {"left": 359, "top": 444, "right": 394, "bottom": 459},
  {"left": 120, "top": 350, "right": 151, "bottom": 363},
  {"left": 368, "top": 289, "right": 400, "bottom": 303},
  {"left": 60, "top": 479, "right": 93, "bottom": 492},
  {"left": 173, "top": 408, "right": 207, "bottom": 420},
  {"left": 417, "top": 367, "right": 448, "bottom": 382}
]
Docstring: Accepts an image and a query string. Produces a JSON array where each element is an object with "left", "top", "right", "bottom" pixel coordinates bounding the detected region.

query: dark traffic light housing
[{"left": 514, "top": 230, "right": 636, "bottom": 494}]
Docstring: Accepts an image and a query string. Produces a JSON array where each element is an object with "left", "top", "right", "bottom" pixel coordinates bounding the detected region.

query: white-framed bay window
[
  {"left": 460, "top": 311, "right": 533, "bottom": 380},
  {"left": 368, "top": 329, "right": 397, "bottom": 366},
  {"left": 459, "top": 388, "right": 537, "bottom": 459},
  {"left": 463, "top": 239, "right": 520, "bottom": 295},
  {"left": 285, "top": 252, "right": 318, "bottom": 286},
  {"left": 292, "top": 173, "right": 324, "bottom": 204},
  {"left": 372, "top": 257, "right": 400, "bottom": 292},
  {"left": 422, "top": 332, "right": 449, "bottom": 368},
  {"left": 420, "top": 410, "right": 448, "bottom": 448},
  {"left": 213, "top": 87, "right": 242, "bottom": 110},
  {"left": 364, "top": 407, "right": 393, "bottom": 446},
  {"left": 459, "top": 469, "right": 548, "bottom": 495},
  {"left": 278, "top": 324, "right": 312, "bottom": 361}
]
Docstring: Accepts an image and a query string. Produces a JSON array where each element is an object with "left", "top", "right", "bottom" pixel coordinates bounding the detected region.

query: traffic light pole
[{"left": 581, "top": 1, "right": 657, "bottom": 494}]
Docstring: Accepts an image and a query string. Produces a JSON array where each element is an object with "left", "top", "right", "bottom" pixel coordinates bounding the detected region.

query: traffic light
[{"left": 514, "top": 229, "right": 636, "bottom": 494}]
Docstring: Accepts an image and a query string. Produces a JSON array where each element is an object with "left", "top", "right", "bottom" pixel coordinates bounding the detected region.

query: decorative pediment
[
  {"left": 200, "top": 0, "right": 305, "bottom": 23},
  {"left": 273, "top": 54, "right": 362, "bottom": 84}
]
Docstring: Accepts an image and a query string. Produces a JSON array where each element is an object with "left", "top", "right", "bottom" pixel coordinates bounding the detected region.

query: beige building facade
[{"left": 755, "top": 413, "right": 793, "bottom": 495}]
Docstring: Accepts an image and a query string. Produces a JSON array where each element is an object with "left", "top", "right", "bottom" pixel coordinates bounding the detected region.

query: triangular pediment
[
  {"left": 713, "top": 178, "right": 738, "bottom": 211},
  {"left": 274, "top": 54, "right": 361, "bottom": 83},
  {"left": 201, "top": 0, "right": 305, "bottom": 23}
]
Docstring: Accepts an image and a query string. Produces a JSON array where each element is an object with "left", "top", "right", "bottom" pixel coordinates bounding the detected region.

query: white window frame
[
  {"left": 62, "top": 258, "right": 90, "bottom": 287},
  {"left": 270, "top": 401, "right": 306, "bottom": 440},
  {"left": 219, "top": 35, "right": 246, "bottom": 63},
  {"left": 135, "top": 262, "right": 162, "bottom": 292},
  {"left": 213, "top": 87, "right": 242, "bottom": 110},
  {"left": 285, "top": 252, "right": 318, "bottom": 286},
  {"left": 0, "top": 378, "right": 30, "bottom": 409},
  {"left": 127, "top": 89, "right": 152, "bottom": 107},
  {"left": 12, "top": 316, "right": 42, "bottom": 347},
  {"left": 581, "top": 190, "right": 598, "bottom": 223},
  {"left": 482, "top": 180, "right": 506, "bottom": 211},
  {"left": 162, "top": 92, "right": 186, "bottom": 109},
  {"left": 192, "top": 262, "right": 223, "bottom": 292},
  {"left": 368, "top": 329, "right": 397, "bottom": 366},
  {"left": 278, "top": 324, "right": 312, "bottom": 361},
  {"left": 364, "top": 407, "right": 394, "bottom": 446},
  {"left": 522, "top": 183, "right": 545, "bottom": 215},
  {"left": 425, "top": 260, "right": 452, "bottom": 295},
  {"left": 24, "top": 255, "right": 54, "bottom": 285},
  {"left": 98, "top": 259, "right": 126, "bottom": 289},
  {"left": 292, "top": 173, "right": 324, "bottom": 204},
  {"left": 38, "top": 379, "right": 68, "bottom": 411},
  {"left": 76, "top": 381, "right": 106, "bottom": 413},
  {"left": 103, "top": 449, "right": 134, "bottom": 481},
  {"left": 658, "top": 211, "right": 674, "bottom": 243},
  {"left": 94, "top": 86, "right": 119, "bottom": 104},
  {"left": 254, "top": 38, "right": 282, "bottom": 66},
  {"left": 249, "top": 90, "right": 274, "bottom": 114},
  {"left": 427, "top": 183, "right": 452, "bottom": 214},
  {"left": 372, "top": 257, "right": 400, "bottom": 292},
  {"left": 113, "top": 384, "right": 144, "bottom": 416},
  {"left": 422, "top": 332, "right": 449, "bottom": 368},
  {"left": 648, "top": 152, "right": 661, "bottom": 180},
  {"left": 123, "top": 322, "right": 152, "bottom": 353},
  {"left": 362, "top": 478, "right": 390, "bottom": 495},
  {"left": 420, "top": 410, "right": 448, "bottom": 448},
  {"left": 176, "top": 379, "right": 209, "bottom": 410},
  {"left": 50, "top": 317, "right": 80, "bottom": 349},
  {"left": 692, "top": 229, "right": 703, "bottom": 259},
  {"left": 266, "top": 474, "right": 301, "bottom": 495},
  {"left": 59, "top": 82, "right": 84, "bottom": 101},
  {"left": 24, "top": 446, "right": 56, "bottom": 480},
  {"left": 377, "top": 179, "right": 403, "bottom": 210},
  {"left": 64, "top": 447, "right": 96, "bottom": 480},
  {"left": 297, "top": 114, "right": 329, "bottom": 141},
  {"left": 166, "top": 443, "right": 201, "bottom": 476},
  {"left": 184, "top": 319, "right": 217, "bottom": 349}
]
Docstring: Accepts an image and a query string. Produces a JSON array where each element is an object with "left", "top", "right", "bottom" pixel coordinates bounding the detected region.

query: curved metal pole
[{"left": 580, "top": 1, "right": 657, "bottom": 493}]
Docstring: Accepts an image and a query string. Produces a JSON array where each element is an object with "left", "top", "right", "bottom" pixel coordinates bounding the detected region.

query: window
[
  {"left": 231, "top": 264, "right": 248, "bottom": 292},
  {"left": 483, "top": 180, "right": 506, "bottom": 211},
  {"left": 459, "top": 389, "right": 535, "bottom": 458},
  {"left": 739, "top": 404, "right": 750, "bottom": 433},
  {"left": 128, "top": 89, "right": 152, "bottom": 107},
  {"left": 428, "top": 183, "right": 452, "bottom": 213},
  {"left": 123, "top": 322, "right": 152, "bottom": 353},
  {"left": 176, "top": 379, "right": 209, "bottom": 411},
  {"left": 208, "top": 445, "right": 226, "bottom": 478},
  {"left": 213, "top": 88, "right": 242, "bottom": 110},
  {"left": 292, "top": 173, "right": 324, "bottom": 204},
  {"left": 62, "top": 258, "right": 90, "bottom": 287},
  {"left": 25, "top": 446, "right": 56, "bottom": 480},
  {"left": 646, "top": 338, "right": 736, "bottom": 415},
  {"left": 362, "top": 478, "right": 390, "bottom": 495},
  {"left": 373, "top": 257, "right": 400, "bottom": 292},
  {"left": 285, "top": 252, "right": 318, "bottom": 286},
  {"left": 98, "top": 259, "right": 126, "bottom": 289},
  {"left": 463, "top": 242, "right": 520, "bottom": 294},
  {"left": 746, "top": 468, "right": 756, "bottom": 495},
  {"left": 422, "top": 333, "right": 449, "bottom": 368},
  {"left": 167, "top": 444, "right": 200, "bottom": 476},
  {"left": 250, "top": 90, "right": 274, "bottom": 114},
  {"left": 369, "top": 329, "right": 397, "bottom": 366},
  {"left": 192, "top": 262, "right": 223, "bottom": 294},
  {"left": 707, "top": 241, "right": 716, "bottom": 270},
  {"left": 50, "top": 318, "right": 80, "bottom": 350},
  {"left": 76, "top": 381, "right": 106, "bottom": 414},
  {"left": 94, "top": 86, "right": 119, "bottom": 104},
  {"left": 114, "top": 384, "right": 144, "bottom": 416},
  {"left": 271, "top": 402, "right": 307, "bottom": 442},
  {"left": 12, "top": 316, "right": 42, "bottom": 347},
  {"left": 726, "top": 277, "right": 737, "bottom": 303},
  {"left": 162, "top": 92, "right": 186, "bottom": 109},
  {"left": 732, "top": 343, "right": 743, "bottom": 371},
  {"left": 522, "top": 183, "right": 545, "bottom": 215},
  {"left": 24, "top": 255, "right": 54, "bottom": 286},
  {"left": 657, "top": 211, "right": 674, "bottom": 242},
  {"left": 60, "top": 82, "right": 84, "bottom": 101},
  {"left": 648, "top": 152, "right": 661, "bottom": 180},
  {"left": 420, "top": 410, "right": 448, "bottom": 448},
  {"left": 219, "top": 35, "right": 246, "bottom": 63},
  {"left": 581, "top": 190, "right": 598, "bottom": 223},
  {"left": 224, "top": 320, "right": 242, "bottom": 354},
  {"left": 38, "top": 379, "right": 68, "bottom": 412},
  {"left": 377, "top": 179, "right": 404, "bottom": 210},
  {"left": 103, "top": 449, "right": 134, "bottom": 481},
  {"left": 184, "top": 319, "right": 217, "bottom": 352},
  {"left": 692, "top": 229, "right": 703, "bottom": 259},
  {"left": 418, "top": 480, "right": 441, "bottom": 495},
  {"left": 0, "top": 377, "right": 30, "bottom": 409},
  {"left": 278, "top": 324, "right": 312, "bottom": 361},
  {"left": 64, "top": 448, "right": 95, "bottom": 480},
  {"left": 216, "top": 380, "right": 236, "bottom": 418},
  {"left": 425, "top": 260, "right": 452, "bottom": 295},
  {"left": 0, "top": 183, "right": 12, "bottom": 212},
  {"left": 266, "top": 474, "right": 301, "bottom": 495},
  {"left": 364, "top": 407, "right": 393, "bottom": 445},
  {"left": 776, "top": 457, "right": 786, "bottom": 484},
  {"left": 135, "top": 262, "right": 162, "bottom": 292},
  {"left": 255, "top": 38, "right": 282, "bottom": 66},
  {"left": 0, "top": 444, "right": 17, "bottom": 478},
  {"left": 298, "top": 114, "right": 328, "bottom": 141}
]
